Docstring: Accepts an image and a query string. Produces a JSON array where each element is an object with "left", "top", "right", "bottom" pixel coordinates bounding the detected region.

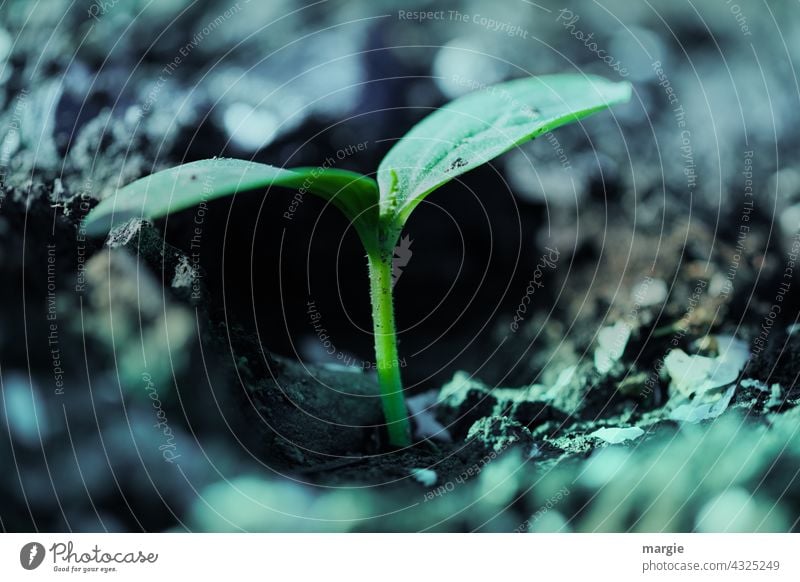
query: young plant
[{"left": 85, "top": 74, "right": 631, "bottom": 447}]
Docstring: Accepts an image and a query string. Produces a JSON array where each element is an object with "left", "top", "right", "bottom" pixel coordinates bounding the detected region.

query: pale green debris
[
  {"left": 666, "top": 335, "right": 749, "bottom": 423},
  {"left": 437, "top": 370, "right": 480, "bottom": 408},
  {"left": 670, "top": 385, "right": 736, "bottom": 424},
  {"left": 767, "top": 384, "right": 784, "bottom": 409},
  {"left": 542, "top": 365, "right": 577, "bottom": 401},
  {"left": 411, "top": 468, "right": 438, "bottom": 487},
  {"left": 664, "top": 335, "right": 749, "bottom": 397},
  {"left": 594, "top": 322, "right": 632, "bottom": 374},
  {"left": 551, "top": 366, "right": 576, "bottom": 394},
  {"left": 631, "top": 277, "right": 668, "bottom": 307},
  {"left": 590, "top": 426, "right": 644, "bottom": 444},
  {"left": 739, "top": 378, "right": 769, "bottom": 390}
]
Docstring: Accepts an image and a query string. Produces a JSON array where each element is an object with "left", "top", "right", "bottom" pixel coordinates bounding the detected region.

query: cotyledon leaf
[
  {"left": 377, "top": 74, "right": 632, "bottom": 230},
  {"left": 83, "top": 158, "right": 381, "bottom": 252}
]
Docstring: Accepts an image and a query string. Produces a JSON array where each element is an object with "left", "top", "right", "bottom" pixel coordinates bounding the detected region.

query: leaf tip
[{"left": 602, "top": 77, "right": 633, "bottom": 106}]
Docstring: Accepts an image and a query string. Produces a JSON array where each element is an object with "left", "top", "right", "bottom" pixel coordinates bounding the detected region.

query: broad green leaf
[
  {"left": 377, "top": 75, "right": 631, "bottom": 229},
  {"left": 84, "top": 158, "right": 380, "bottom": 252}
]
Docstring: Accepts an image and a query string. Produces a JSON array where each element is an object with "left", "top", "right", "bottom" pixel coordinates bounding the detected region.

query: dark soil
[{"left": 2, "top": 0, "right": 800, "bottom": 532}]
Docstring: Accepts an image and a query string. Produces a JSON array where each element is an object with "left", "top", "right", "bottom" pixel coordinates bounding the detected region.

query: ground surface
[{"left": 1, "top": 0, "right": 799, "bottom": 532}]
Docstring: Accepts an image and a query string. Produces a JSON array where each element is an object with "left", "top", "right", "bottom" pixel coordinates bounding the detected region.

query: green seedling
[{"left": 85, "top": 75, "right": 631, "bottom": 447}]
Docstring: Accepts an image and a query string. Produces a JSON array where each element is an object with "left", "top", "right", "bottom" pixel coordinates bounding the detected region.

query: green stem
[{"left": 367, "top": 251, "right": 411, "bottom": 447}]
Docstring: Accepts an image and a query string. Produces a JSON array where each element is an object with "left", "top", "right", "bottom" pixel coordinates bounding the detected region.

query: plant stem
[{"left": 367, "top": 251, "right": 411, "bottom": 447}]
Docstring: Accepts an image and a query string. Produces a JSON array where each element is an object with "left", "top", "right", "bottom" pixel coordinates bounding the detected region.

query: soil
[{"left": 2, "top": 0, "right": 799, "bottom": 532}]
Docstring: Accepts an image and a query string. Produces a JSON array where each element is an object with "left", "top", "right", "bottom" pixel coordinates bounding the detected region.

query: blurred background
[{"left": 1, "top": 0, "right": 799, "bottom": 532}]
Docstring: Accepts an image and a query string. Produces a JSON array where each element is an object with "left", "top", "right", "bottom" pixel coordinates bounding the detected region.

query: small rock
[
  {"left": 590, "top": 426, "right": 645, "bottom": 444},
  {"left": 664, "top": 335, "right": 749, "bottom": 397},
  {"left": 104, "top": 218, "right": 150, "bottom": 248},
  {"left": 466, "top": 416, "right": 534, "bottom": 453},
  {"left": 631, "top": 277, "right": 668, "bottom": 307},
  {"left": 670, "top": 385, "right": 736, "bottom": 424},
  {"left": 411, "top": 468, "right": 437, "bottom": 487},
  {"left": 170, "top": 255, "right": 199, "bottom": 292},
  {"left": 594, "top": 322, "right": 631, "bottom": 374}
]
